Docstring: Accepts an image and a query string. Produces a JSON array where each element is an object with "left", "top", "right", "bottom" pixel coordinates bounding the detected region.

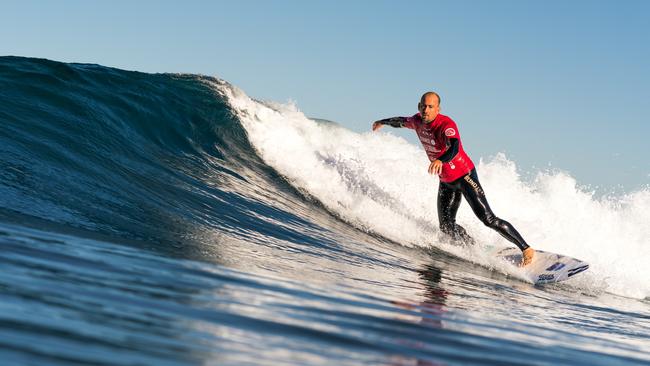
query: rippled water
[
  {"left": 1, "top": 57, "right": 649, "bottom": 365},
  {"left": 3, "top": 219, "right": 649, "bottom": 366}
]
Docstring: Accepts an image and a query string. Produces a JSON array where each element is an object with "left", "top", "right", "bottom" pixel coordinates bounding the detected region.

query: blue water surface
[{"left": 1, "top": 57, "right": 648, "bottom": 366}]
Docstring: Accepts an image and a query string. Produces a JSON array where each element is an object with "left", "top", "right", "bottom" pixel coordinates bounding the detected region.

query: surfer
[{"left": 372, "top": 92, "right": 535, "bottom": 266}]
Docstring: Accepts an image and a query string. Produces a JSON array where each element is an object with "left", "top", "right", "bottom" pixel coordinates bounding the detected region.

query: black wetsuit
[{"left": 437, "top": 167, "right": 529, "bottom": 250}]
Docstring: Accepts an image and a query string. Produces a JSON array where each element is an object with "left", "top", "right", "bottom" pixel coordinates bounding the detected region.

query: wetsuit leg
[
  {"left": 437, "top": 181, "right": 474, "bottom": 244},
  {"left": 458, "top": 170, "right": 530, "bottom": 251}
]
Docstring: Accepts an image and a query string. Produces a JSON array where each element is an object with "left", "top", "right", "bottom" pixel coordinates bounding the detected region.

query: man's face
[{"left": 418, "top": 94, "right": 440, "bottom": 123}]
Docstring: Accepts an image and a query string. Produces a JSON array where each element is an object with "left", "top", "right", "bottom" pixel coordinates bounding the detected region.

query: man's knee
[{"left": 480, "top": 213, "right": 500, "bottom": 229}]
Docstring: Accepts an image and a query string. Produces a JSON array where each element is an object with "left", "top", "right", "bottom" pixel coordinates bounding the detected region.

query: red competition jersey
[{"left": 404, "top": 113, "right": 475, "bottom": 182}]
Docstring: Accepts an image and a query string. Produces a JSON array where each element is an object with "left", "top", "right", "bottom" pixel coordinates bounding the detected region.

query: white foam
[{"left": 213, "top": 81, "right": 650, "bottom": 300}]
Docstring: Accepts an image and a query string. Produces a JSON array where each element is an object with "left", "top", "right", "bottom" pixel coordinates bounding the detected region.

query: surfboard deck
[{"left": 496, "top": 247, "right": 589, "bottom": 284}]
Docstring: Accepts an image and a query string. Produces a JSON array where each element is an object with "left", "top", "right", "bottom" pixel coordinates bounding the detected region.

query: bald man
[{"left": 372, "top": 92, "right": 535, "bottom": 266}]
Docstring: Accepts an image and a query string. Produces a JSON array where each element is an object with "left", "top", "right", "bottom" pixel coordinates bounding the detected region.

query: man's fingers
[
  {"left": 430, "top": 160, "right": 442, "bottom": 175},
  {"left": 428, "top": 160, "right": 444, "bottom": 175}
]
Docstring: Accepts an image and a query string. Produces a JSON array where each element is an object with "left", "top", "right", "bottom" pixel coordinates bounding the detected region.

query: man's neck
[{"left": 423, "top": 114, "right": 439, "bottom": 124}]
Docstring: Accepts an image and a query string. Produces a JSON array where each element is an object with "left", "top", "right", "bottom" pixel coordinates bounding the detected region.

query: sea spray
[{"left": 216, "top": 81, "right": 650, "bottom": 299}]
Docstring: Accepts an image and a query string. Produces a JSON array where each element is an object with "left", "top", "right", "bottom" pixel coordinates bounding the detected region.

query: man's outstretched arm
[{"left": 372, "top": 117, "right": 407, "bottom": 131}]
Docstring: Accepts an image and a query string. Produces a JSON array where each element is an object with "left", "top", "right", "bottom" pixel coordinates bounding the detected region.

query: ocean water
[{"left": 1, "top": 56, "right": 649, "bottom": 365}]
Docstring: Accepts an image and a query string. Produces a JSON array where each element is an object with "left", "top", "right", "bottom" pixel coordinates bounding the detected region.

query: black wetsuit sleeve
[
  {"left": 376, "top": 117, "right": 407, "bottom": 128},
  {"left": 437, "top": 138, "right": 459, "bottom": 163}
]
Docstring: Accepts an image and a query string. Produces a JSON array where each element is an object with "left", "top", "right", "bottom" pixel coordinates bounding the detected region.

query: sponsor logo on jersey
[{"left": 444, "top": 128, "right": 456, "bottom": 137}]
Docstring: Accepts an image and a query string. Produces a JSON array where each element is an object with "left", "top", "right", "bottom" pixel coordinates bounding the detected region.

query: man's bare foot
[{"left": 520, "top": 247, "right": 535, "bottom": 267}]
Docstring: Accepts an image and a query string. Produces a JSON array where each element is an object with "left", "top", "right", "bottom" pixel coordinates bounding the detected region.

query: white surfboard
[{"left": 496, "top": 247, "right": 589, "bottom": 284}]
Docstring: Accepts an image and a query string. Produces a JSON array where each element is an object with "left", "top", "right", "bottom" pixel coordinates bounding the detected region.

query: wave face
[
  {"left": 0, "top": 56, "right": 327, "bottom": 256},
  {"left": 1, "top": 57, "right": 649, "bottom": 365}
]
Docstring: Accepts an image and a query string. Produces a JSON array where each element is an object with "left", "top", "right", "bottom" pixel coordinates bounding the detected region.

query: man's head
[{"left": 418, "top": 92, "right": 441, "bottom": 123}]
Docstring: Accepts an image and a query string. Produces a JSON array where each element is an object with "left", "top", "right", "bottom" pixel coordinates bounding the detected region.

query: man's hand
[
  {"left": 428, "top": 159, "right": 443, "bottom": 175},
  {"left": 372, "top": 121, "right": 383, "bottom": 131}
]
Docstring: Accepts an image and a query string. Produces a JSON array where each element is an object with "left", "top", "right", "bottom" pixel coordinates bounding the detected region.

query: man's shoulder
[
  {"left": 437, "top": 114, "right": 455, "bottom": 124},
  {"left": 404, "top": 113, "right": 422, "bottom": 126},
  {"left": 433, "top": 114, "right": 461, "bottom": 138},
  {"left": 431, "top": 114, "right": 456, "bottom": 128}
]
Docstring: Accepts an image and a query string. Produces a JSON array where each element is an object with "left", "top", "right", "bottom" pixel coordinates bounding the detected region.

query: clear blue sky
[{"left": 2, "top": 1, "right": 649, "bottom": 192}]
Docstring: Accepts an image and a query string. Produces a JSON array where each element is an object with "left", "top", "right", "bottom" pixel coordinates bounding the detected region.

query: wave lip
[{"left": 0, "top": 56, "right": 322, "bottom": 253}]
